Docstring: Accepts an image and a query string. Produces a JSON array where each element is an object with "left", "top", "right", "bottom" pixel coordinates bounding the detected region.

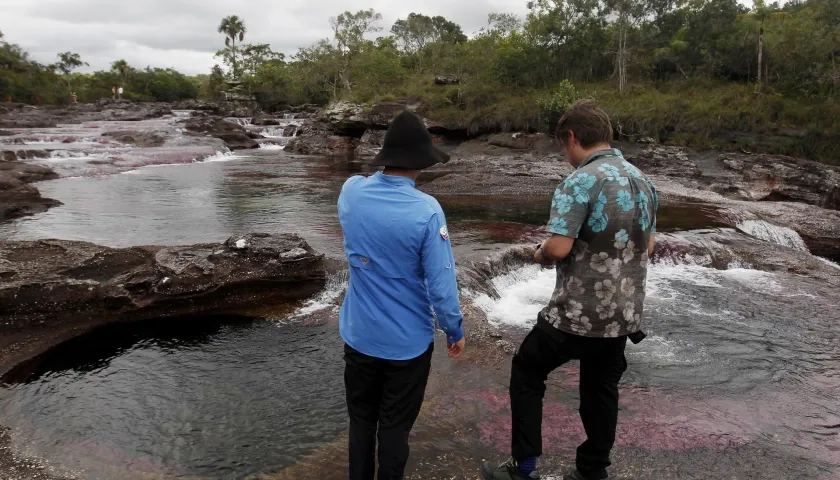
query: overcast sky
[{"left": 3, "top": 0, "right": 532, "bottom": 75}]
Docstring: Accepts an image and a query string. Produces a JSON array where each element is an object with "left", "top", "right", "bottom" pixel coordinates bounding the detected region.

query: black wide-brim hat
[{"left": 373, "top": 111, "right": 450, "bottom": 170}]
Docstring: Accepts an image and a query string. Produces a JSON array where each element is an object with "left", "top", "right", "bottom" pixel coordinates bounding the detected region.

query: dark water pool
[{"left": 0, "top": 316, "right": 346, "bottom": 479}]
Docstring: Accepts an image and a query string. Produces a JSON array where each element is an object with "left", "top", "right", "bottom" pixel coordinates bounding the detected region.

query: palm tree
[
  {"left": 111, "top": 59, "right": 130, "bottom": 86},
  {"left": 218, "top": 15, "right": 247, "bottom": 79}
]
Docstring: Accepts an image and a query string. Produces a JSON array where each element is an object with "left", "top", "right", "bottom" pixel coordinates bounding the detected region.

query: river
[{"left": 0, "top": 113, "right": 838, "bottom": 479}]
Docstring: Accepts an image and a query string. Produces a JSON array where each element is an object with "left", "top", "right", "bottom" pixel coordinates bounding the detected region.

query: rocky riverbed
[{"left": 2, "top": 99, "right": 840, "bottom": 479}]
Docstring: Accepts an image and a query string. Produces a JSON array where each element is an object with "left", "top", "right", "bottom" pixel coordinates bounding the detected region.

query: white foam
[
  {"left": 818, "top": 257, "right": 840, "bottom": 270},
  {"left": 470, "top": 260, "right": 794, "bottom": 330},
  {"left": 200, "top": 150, "right": 241, "bottom": 162},
  {"left": 259, "top": 143, "right": 285, "bottom": 150},
  {"left": 290, "top": 271, "right": 349, "bottom": 318},
  {"left": 468, "top": 265, "right": 554, "bottom": 326}
]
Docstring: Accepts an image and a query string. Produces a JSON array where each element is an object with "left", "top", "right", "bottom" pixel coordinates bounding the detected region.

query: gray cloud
[{"left": 3, "top": 0, "right": 527, "bottom": 75}]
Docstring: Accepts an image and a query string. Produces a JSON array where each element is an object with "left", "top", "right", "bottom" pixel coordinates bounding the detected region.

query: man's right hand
[{"left": 447, "top": 338, "right": 466, "bottom": 358}]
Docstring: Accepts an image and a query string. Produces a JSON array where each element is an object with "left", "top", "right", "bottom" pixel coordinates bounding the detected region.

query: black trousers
[
  {"left": 344, "top": 343, "right": 433, "bottom": 480},
  {"left": 511, "top": 320, "right": 628, "bottom": 480}
]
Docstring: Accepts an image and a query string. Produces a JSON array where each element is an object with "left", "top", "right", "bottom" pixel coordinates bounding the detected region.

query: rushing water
[{"left": 2, "top": 119, "right": 839, "bottom": 479}]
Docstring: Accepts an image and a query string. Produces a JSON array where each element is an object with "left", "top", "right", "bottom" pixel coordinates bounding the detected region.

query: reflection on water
[
  {"left": 0, "top": 316, "right": 347, "bottom": 480},
  {"left": 0, "top": 149, "right": 723, "bottom": 257}
]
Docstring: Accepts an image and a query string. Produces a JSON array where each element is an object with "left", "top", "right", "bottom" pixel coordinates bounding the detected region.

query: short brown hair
[{"left": 555, "top": 100, "right": 613, "bottom": 148}]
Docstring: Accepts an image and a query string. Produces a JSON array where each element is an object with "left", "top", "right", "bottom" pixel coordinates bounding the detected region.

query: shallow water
[{"left": 0, "top": 316, "right": 347, "bottom": 479}]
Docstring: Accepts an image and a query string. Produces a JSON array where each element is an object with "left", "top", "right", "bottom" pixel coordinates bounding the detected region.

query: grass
[{"left": 352, "top": 75, "right": 840, "bottom": 165}]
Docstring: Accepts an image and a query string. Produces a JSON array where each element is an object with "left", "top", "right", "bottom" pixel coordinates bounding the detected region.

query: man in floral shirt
[{"left": 482, "top": 100, "right": 657, "bottom": 480}]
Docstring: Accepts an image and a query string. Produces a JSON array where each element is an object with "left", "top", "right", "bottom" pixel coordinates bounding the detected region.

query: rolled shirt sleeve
[
  {"left": 421, "top": 212, "right": 464, "bottom": 344},
  {"left": 548, "top": 172, "right": 595, "bottom": 238}
]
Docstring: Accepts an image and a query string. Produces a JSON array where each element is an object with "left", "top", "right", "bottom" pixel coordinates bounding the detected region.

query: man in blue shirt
[{"left": 338, "top": 111, "right": 465, "bottom": 480}]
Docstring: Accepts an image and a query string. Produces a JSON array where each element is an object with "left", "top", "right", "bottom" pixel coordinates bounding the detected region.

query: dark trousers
[
  {"left": 511, "top": 321, "right": 628, "bottom": 480},
  {"left": 344, "top": 343, "right": 433, "bottom": 480}
]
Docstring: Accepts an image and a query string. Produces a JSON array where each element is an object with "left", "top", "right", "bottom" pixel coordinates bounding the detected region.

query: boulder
[
  {"left": 183, "top": 114, "right": 263, "bottom": 150},
  {"left": 320, "top": 101, "right": 369, "bottom": 136},
  {"left": 0, "top": 160, "right": 62, "bottom": 222},
  {"left": 354, "top": 130, "right": 385, "bottom": 158},
  {"left": 216, "top": 132, "right": 261, "bottom": 150},
  {"left": 283, "top": 125, "right": 299, "bottom": 137}
]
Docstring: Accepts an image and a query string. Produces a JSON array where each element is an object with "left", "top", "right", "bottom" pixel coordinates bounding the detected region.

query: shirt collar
[
  {"left": 374, "top": 171, "right": 416, "bottom": 187},
  {"left": 578, "top": 148, "right": 622, "bottom": 170}
]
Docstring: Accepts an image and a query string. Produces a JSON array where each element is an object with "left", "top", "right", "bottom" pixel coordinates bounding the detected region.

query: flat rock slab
[{"left": 0, "top": 233, "right": 327, "bottom": 373}]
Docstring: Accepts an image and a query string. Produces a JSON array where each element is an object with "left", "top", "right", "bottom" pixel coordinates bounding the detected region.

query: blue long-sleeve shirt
[{"left": 337, "top": 171, "right": 464, "bottom": 361}]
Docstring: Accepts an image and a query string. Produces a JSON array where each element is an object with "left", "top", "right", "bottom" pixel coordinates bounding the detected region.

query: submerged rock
[
  {"left": 101, "top": 130, "right": 166, "bottom": 148},
  {"left": 0, "top": 233, "right": 327, "bottom": 371}
]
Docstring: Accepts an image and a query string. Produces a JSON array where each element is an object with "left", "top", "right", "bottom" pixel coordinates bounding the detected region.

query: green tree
[
  {"left": 53, "top": 52, "right": 88, "bottom": 95},
  {"left": 330, "top": 9, "right": 383, "bottom": 93},
  {"left": 217, "top": 15, "right": 247, "bottom": 79},
  {"left": 110, "top": 59, "right": 131, "bottom": 86}
]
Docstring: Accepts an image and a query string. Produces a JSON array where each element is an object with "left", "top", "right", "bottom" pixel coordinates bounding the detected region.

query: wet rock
[
  {"left": 487, "top": 132, "right": 555, "bottom": 151},
  {"left": 718, "top": 152, "right": 840, "bottom": 209},
  {"left": 0, "top": 233, "right": 327, "bottom": 348},
  {"left": 285, "top": 122, "right": 358, "bottom": 156},
  {"left": 0, "top": 130, "right": 14, "bottom": 137},
  {"left": 102, "top": 130, "right": 166, "bottom": 148},
  {"left": 252, "top": 116, "right": 281, "bottom": 126},
  {"left": 0, "top": 160, "right": 62, "bottom": 222},
  {"left": 0, "top": 149, "right": 51, "bottom": 161},
  {"left": 624, "top": 145, "right": 702, "bottom": 178},
  {"left": 320, "top": 101, "right": 369, "bottom": 136},
  {"left": 655, "top": 229, "right": 840, "bottom": 285},
  {"left": 354, "top": 130, "right": 385, "bottom": 158},
  {"left": 171, "top": 99, "right": 221, "bottom": 112},
  {"left": 283, "top": 125, "right": 299, "bottom": 137},
  {"left": 183, "top": 114, "right": 263, "bottom": 150}
]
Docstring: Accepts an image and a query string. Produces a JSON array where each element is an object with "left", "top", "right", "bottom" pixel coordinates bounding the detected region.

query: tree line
[{"left": 203, "top": 0, "right": 837, "bottom": 107}]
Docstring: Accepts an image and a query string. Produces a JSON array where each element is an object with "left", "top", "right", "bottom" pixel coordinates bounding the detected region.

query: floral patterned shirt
[{"left": 541, "top": 148, "right": 658, "bottom": 338}]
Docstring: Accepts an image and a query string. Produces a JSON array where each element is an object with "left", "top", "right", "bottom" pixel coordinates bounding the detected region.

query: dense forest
[{"left": 2, "top": 0, "right": 839, "bottom": 160}]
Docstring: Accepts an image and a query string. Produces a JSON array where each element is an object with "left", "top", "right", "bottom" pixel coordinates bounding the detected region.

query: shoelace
[{"left": 501, "top": 458, "right": 518, "bottom": 469}]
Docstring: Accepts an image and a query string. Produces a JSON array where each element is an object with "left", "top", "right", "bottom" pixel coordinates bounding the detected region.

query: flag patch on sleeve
[{"left": 440, "top": 226, "right": 449, "bottom": 241}]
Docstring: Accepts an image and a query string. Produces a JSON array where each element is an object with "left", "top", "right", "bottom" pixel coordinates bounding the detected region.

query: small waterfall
[
  {"left": 736, "top": 220, "right": 809, "bottom": 251},
  {"left": 291, "top": 270, "right": 349, "bottom": 317},
  {"left": 226, "top": 117, "right": 252, "bottom": 127},
  {"left": 283, "top": 113, "right": 296, "bottom": 120},
  {"left": 260, "top": 127, "right": 287, "bottom": 138}
]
